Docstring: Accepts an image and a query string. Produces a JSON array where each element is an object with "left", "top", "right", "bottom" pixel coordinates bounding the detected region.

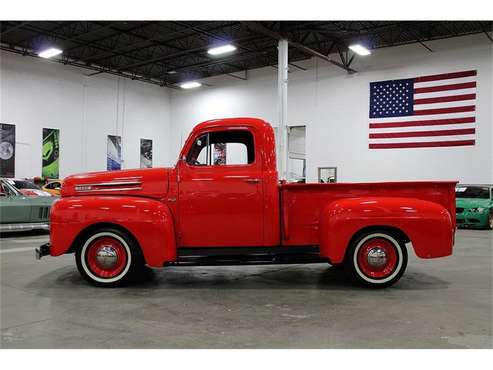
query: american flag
[{"left": 369, "top": 70, "right": 476, "bottom": 149}]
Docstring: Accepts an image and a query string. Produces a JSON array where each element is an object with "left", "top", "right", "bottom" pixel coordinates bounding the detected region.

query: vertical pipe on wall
[
  {"left": 121, "top": 78, "right": 126, "bottom": 168},
  {"left": 116, "top": 78, "right": 120, "bottom": 136},
  {"left": 278, "top": 39, "right": 289, "bottom": 181},
  {"left": 82, "top": 76, "right": 88, "bottom": 172}
]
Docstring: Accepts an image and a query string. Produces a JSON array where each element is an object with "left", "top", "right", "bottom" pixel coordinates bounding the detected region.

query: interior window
[{"left": 187, "top": 130, "right": 254, "bottom": 166}]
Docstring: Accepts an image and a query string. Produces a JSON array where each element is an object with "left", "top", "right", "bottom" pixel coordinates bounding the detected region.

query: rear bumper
[
  {"left": 0, "top": 222, "right": 49, "bottom": 233},
  {"left": 35, "top": 243, "right": 51, "bottom": 260}
]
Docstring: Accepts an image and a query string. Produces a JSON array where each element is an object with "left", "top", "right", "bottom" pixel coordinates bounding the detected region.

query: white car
[{"left": 3, "top": 178, "right": 53, "bottom": 197}]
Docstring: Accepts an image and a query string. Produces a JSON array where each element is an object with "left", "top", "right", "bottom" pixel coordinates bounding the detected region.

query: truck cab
[
  {"left": 38, "top": 118, "right": 456, "bottom": 288},
  {"left": 176, "top": 118, "right": 280, "bottom": 247}
]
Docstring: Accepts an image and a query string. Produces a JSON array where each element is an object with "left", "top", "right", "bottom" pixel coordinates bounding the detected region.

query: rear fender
[
  {"left": 50, "top": 196, "right": 176, "bottom": 267},
  {"left": 319, "top": 197, "right": 454, "bottom": 264}
]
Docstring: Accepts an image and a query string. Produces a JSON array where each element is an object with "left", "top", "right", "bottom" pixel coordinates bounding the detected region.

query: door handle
[{"left": 244, "top": 178, "right": 261, "bottom": 184}]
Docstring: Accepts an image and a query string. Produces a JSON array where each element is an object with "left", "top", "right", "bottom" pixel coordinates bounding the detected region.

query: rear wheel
[
  {"left": 76, "top": 227, "right": 144, "bottom": 287},
  {"left": 344, "top": 231, "right": 408, "bottom": 288}
]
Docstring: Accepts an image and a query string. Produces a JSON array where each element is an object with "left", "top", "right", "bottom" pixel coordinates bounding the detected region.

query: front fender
[
  {"left": 319, "top": 197, "right": 454, "bottom": 264},
  {"left": 50, "top": 196, "right": 176, "bottom": 267}
]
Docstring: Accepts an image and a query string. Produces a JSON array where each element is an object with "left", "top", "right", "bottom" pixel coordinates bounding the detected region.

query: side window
[{"left": 187, "top": 130, "right": 255, "bottom": 166}]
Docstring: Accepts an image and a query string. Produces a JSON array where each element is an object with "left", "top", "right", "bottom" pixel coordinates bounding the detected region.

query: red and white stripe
[{"left": 369, "top": 70, "right": 476, "bottom": 149}]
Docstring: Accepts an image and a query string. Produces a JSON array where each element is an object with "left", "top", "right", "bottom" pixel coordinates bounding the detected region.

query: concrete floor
[{"left": 0, "top": 229, "right": 491, "bottom": 348}]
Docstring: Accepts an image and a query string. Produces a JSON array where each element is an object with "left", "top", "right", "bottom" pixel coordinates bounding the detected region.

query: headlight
[{"left": 469, "top": 207, "right": 485, "bottom": 213}]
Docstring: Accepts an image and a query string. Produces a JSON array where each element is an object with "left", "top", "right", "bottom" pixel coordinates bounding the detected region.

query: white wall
[
  {"left": 1, "top": 34, "right": 491, "bottom": 184},
  {"left": 0, "top": 51, "right": 172, "bottom": 179},
  {"left": 170, "top": 34, "right": 493, "bottom": 184}
]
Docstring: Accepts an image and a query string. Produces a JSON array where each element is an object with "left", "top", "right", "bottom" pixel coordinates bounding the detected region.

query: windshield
[
  {"left": 8, "top": 180, "right": 41, "bottom": 190},
  {"left": 456, "top": 186, "right": 490, "bottom": 199}
]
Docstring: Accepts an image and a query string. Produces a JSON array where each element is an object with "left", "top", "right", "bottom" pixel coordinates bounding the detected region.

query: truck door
[{"left": 178, "top": 128, "right": 264, "bottom": 247}]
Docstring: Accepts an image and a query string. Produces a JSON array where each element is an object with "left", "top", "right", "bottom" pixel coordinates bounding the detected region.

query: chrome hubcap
[
  {"left": 367, "top": 247, "right": 388, "bottom": 267},
  {"left": 95, "top": 246, "right": 118, "bottom": 269}
]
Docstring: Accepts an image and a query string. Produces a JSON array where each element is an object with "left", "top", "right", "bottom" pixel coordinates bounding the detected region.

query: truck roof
[{"left": 192, "top": 117, "right": 272, "bottom": 133}]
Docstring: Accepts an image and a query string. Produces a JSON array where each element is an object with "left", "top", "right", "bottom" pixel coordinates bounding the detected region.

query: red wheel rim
[
  {"left": 86, "top": 237, "right": 128, "bottom": 278},
  {"left": 357, "top": 237, "right": 398, "bottom": 279}
]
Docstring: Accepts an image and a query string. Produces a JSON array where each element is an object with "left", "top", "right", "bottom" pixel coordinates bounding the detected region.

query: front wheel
[
  {"left": 344, "top": 231, "right": 408, "bottom": 288},
  {"left": 76, "top": 228, "right": 144, "bottom": 287},
  {"left": 487, "top": 212, "right": 493, "bottom": 230}
]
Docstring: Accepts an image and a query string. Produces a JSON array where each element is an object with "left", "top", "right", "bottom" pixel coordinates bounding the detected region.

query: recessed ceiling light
[
  {"left": 348, "top": 44, "right": 371, "bottom": 56},
  {"left": 180, "top": 81, "right": 202, "bottom": 89},
  {"left": 167, "top": 70, "right": 177, "bottom": 75},
  {"left": 207, "top": 44, "right": 237, "bottom": 56},
  {"left": 38, "top": 47, "right": 63, "bottom": 59}
]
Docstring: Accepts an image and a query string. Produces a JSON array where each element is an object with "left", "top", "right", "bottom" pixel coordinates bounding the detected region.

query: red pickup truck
[{"left": 36, "top": 118, "right": 456, "bottom": 288}]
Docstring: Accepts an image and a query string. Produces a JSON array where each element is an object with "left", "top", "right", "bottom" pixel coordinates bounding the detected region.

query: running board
[{"left": 167, "top": 246, "right": 329, "bottom": 266}]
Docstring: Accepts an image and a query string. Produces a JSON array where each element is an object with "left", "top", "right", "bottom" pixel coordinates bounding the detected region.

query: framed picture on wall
[
  {"left": 42, "top": 128, "right": 60, "bottom": 179},
  {"left": 107, "top": 135, "right": 122, "bottom": 171},
  {"left": 140, "top": 138, "right": 153, "bottom": 168},
  {"left": 318, "top": 167, "right": 337, "bottom": 183},
  {"left": 213, "top": 143, "right": 226, "bottom": 165},
  {"left": 0, "top": 123, "right": 15, "bottom": 177}
]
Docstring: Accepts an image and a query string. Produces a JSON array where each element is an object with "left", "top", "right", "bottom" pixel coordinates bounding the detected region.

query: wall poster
[
  {"left": 213, "top": 143, "right": 226, "bottom": 165},
  {"left": 0, "top": 123, "right": 16, "bottom": 178},
  {"left": 107, "top": 135, "right": 122, "bottom": 171},
  {"left": 140, "top": 138, "right": 153, "bottom": 168},
  {"left": 42, "top": 128, "right": 60, "bottom": 179}
]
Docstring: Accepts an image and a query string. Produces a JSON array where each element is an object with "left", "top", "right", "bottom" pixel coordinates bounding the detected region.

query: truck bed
[{"left": 280, "top": 181, "right": 457, "bottom": 246}]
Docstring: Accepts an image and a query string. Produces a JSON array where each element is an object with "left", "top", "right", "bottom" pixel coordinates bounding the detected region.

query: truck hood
[
  {"left": 61, "top": 167, "right": 170, "bottom": 199},
  {"left": 456, "top": 198, "right": 491, "bottom": 209}
]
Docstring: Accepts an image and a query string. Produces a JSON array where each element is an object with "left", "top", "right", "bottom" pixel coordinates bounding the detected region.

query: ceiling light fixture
[
  {"left": 207, "top": 44, "right": 237, "bottom": 56},
  {"left": 38, "top": 47, "right": 63, "bottom": 59},
  {"left": 180, "top": 81, "right": 202, "bottom": 89},
  {"left": 348, "top": 44, "right": 371, "bottom": 56}
]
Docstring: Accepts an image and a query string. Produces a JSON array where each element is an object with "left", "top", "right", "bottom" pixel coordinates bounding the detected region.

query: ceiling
[{"left": 1, "top": 21, "right": 491, "bottom": 87}]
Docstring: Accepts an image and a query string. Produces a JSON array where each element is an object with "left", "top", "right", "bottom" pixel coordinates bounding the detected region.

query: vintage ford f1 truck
[{"left": 36, "top": 118, "right": 456, "bottom": 288}]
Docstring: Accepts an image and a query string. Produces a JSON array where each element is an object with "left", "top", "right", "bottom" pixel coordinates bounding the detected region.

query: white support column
[{"left": 277, "top": 39, "right": 289, "bottom": 181}]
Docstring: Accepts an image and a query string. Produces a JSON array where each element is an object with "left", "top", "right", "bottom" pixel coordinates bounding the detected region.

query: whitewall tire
[
  {"left": 344, "top": 231, "right": 408, "bottom": 288},
  {"left": 76, "top": 227, "right": 144, "bottom": 287}
]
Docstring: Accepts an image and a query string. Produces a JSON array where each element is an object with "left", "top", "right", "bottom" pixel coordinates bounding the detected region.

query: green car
[
  {"left": 455, "top": 184, "right": 493, "bottom": 229},
  {"left": 0, "top": 178, "right": 56, "bottom": 233}
]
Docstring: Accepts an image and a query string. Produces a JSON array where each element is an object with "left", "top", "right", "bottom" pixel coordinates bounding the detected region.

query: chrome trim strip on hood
[
  {"left": 77, "top": 181, "right": 142, "bottom": 187},
  {"left": 75, "top": 180, "right": 143, "bottom": 192},
  {"left": 75, "top": 187, "right": 143, "bottom": 193}
]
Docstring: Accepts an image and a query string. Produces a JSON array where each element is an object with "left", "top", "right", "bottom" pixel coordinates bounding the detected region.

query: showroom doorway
[{"left": 274, "top": 125, "right": 306, "bottom": 183}]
